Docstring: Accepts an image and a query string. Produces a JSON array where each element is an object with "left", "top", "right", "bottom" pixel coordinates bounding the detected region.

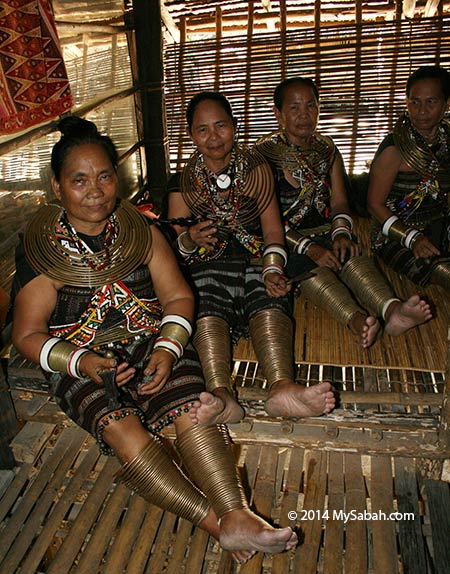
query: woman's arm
[
  {"left": 12, "top": 275, "right": 60, "bottom": 363},
  {"left": 367, "top": 145, "right": 402, "bottom": 223},
  {"left": 258, "top": 164, "right": 291, "bottom": 297},
  {"left": 139, "top": 225, "right": 196, "bottom": 395},
  {"left": 329, "top": 151, "right": 359, "bottom": 261},
  {"left": 148, "top": 225, "right": 194, "bottom": 320},
  {"left": 368, "top": 145, "right": 440, "bottom": 258},
  {"left": 168, "top": 189, "right": 217, "bottom": 253},
  {"left": 12, "top": 276, "right": 118, "bottom": 383}
]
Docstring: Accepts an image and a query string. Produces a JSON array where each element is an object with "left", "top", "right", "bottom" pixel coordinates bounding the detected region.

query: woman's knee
[{"left": 100, "top": 411, "right": 149, "bottom": 460}]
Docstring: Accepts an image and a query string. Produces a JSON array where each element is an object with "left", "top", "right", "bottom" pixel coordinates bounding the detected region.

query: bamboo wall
[{"left": 164, "top": 15, "right": 450, "bottom": 174}]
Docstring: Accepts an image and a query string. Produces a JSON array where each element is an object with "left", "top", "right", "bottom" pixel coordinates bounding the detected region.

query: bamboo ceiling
[{"left": 0, "top": 1, "right": 449, "bottom": 222}]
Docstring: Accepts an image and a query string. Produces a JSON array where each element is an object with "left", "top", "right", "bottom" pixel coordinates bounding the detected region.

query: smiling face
[
  {"left": 188, "top": 98, "right": 237, "bottom": 172},
  {"left": 274, "top": 82, "right": 320, "bottom": 147},
  {"left": 407, "top": 77, "right": 449, "bottom": 140},
  {"left": 51, "top": 143, "right": 118, "bottom": 235}
]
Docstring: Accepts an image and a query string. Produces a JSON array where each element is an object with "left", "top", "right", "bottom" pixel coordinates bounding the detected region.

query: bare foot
[
  {"left": 265, "top": 381, "right": 335, "bottom": 418},
  {"left": 189, "top": 389, "right": 245, "bottom": 425},
  {"left": 349, "top": 312, "right": 381, "bottom": 348},
  {"left": 220, "top": 508, "right": 298, "bottom": 554},
  {"left": 199, "top": 509, "right": 256, "bottom": 563},
  {"left": 384, "top": 295, "right": 432, "bottom": 336}
]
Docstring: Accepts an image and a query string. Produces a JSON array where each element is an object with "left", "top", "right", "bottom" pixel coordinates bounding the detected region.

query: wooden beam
[
  {"left": 438, "top": 327, "right": 450, "bottom": 447},
  {"left": 0, "top": 86, "right": 136, "bottom": 157},
  {"left": 160, "top": 0, "right": 180, "bottom": 43},
  {"left": 129, "top": 0, "right": 170, "bottom": 211},
  {"left": 55, "top": 22, "right": 124, "bottom": 35}
]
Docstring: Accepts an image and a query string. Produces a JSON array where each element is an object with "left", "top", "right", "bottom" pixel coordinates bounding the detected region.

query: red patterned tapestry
[{"left": 0, "top": 0, "right": 73, "bottom": 134}]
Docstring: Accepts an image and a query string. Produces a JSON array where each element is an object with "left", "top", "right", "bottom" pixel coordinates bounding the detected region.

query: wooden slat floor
[{"left": 1, "top": 422, "right": 449, "bottom": 574}]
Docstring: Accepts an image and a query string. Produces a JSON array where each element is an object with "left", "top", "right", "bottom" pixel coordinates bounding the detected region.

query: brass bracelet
[
  {"left": 177, "top": 230, "right": 197, "bottom": 255},
  {"left": 48, "top": 340, "right": 79, "bottom": 372},
  {"left": 387, "top": 219, "right": 409, "bottom": 245}
]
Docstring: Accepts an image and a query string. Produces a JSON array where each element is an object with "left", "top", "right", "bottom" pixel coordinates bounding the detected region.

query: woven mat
[{"left": 235, "top": 261, "right": 449, "bottom": 373}]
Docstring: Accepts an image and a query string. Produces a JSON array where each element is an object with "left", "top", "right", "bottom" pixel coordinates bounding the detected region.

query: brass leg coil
[
  {"left": 115, "top": 434, "right": 210, "bottom": 525},
  {"left": 176, "top": 424, "right": 248, "bottom": 519},
  {"left": 193, "top": 316, "right": 233, "bottom": 393}
]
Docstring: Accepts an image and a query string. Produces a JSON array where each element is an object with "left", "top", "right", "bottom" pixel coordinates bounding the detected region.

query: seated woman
[
  {"left": 10, "top": 116, "right": 297, "bottom": 562},
  {"left": 256, "top": 77, "right": 431, "bottom": 347},
  {"left": 368, "top": 66, "right": 450, "bottom": 295},
  {"left": 167, "top": 91, "right": 335, "bottom": 424}
]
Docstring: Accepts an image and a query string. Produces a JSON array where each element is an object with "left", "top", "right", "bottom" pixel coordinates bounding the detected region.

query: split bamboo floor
[
  {"left": 1, "top": 422, "right": 449, "bottom": 574},
  {"left": 235, "top": 216, "right": 449, "bottom": 373},
  {"left": 235, "top": 267, "right": 449, "bottom": 373}
]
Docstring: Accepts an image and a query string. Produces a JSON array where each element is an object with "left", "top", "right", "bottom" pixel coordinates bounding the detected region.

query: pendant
[{"left": 216, "top": 173, "right": 231, "bottom": 190}]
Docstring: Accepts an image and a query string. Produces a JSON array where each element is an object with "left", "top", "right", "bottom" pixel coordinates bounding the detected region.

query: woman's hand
[
  {"left": 307, "top": 243, "right": 342, "bottom": 271},
  {"left": 332, "top": 235, "right": 360, "bottom": 263},
  {"left": 78, "top": 352, "right": 117, "bottom": 384},
  {"left": 138, "top": 348, "right": 175, "bottom": 395},
  {"left": 186, "top": 220, "right": 218, "bottom": 251},
  {"left": 115, "top": 362, "right": 136, "bottom": 387},
  {"left": 264, "top": 272, "right": 292, "bottom": 298},
  {"left": 412, "top": 235, "right": 440, "bottom": 259},
  {"left": 78, "top": 354, "right": 135, "bottom": 387}
]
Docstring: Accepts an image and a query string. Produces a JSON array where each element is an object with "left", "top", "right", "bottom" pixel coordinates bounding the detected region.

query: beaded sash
[
  {"left": 256, "top": 130, "right": 335, "bottom": 227},
  {"left": 49, "top": 281, "right": 162, "bottom": 348}
]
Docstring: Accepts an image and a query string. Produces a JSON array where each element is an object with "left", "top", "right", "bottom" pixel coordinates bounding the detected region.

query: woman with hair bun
[{"left": 10, "top": 116, "right": 297, "bottom": 562}]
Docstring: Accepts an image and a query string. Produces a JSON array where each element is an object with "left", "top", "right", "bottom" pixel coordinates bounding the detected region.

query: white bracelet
[
  {"left": 332, "top": 213, "right": 354, "bottom": 230},
  {"left": 39, "top": 337, "right": 61, "bottom": 372},
  {"left": 262, "top": 263, "right": 284, "bottom": 280},
  {"left": 404, "top": 228, "right": 422, "bottom": 249},
  {"left": 154, "top": 337, "right": 183, "bottom": 361},
  {"left": 160, "top": 314, "right": 193, "bottom": 336},
  {"left": 381, "top": 297, "right": 401, "bottom": 320},
  {"left": 331, "top": 226, "right": 352, "bottom": 240},
  {"left": 67, "top": 348, "right": 90, "bottom": 379},
  {"left": 382, "top": 215, "right": 399, "bottom": 237},
  {"left": 177, "top": 231, "right": 197, "bottom": 255},
  {"left": 296, "top": 237, "right": 313, "bottom": 255}
]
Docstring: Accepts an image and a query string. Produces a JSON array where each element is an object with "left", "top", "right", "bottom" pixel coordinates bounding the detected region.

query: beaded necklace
[
  {"left": 56, "top": 213, "right": 118, "bottom": 271},
  {"left": 181, "top": 145, "right": 267, "bottom": 259},
  {"left": 256, "top": 131, "right": 334, "bottom": 227}
]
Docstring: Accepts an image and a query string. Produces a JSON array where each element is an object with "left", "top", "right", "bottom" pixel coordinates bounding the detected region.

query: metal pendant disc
[{"left": 216, "top": 173, "right": 231, "bottom": 189}]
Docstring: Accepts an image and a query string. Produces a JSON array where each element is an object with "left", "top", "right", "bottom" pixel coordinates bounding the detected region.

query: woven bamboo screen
[{"left": 164, "top": 15, "right": 450, "bottom": 175}]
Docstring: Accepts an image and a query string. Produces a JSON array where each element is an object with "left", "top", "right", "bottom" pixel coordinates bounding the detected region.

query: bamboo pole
[
  {"left": 0, "top": 87, "right": 136, "bottom": 158},
  {"left": 214, "top": 6, "right": 222, "bottom": 91},
  {"left": 237, "top": 387, "right": 444, "bottom": 407},
  {"left": 438, "top": 327, "right": 450, "bottom": 448}
]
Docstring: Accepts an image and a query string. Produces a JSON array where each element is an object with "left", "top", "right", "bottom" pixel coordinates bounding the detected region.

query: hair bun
[{"left": 58, "top": 116, "right": 99, "bottom": 138}]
